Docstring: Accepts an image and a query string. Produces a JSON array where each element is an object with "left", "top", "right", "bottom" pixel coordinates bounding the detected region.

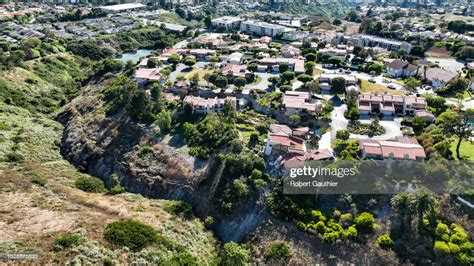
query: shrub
[
  {"left": 163, "top": 201, "right": 193, "bottom": 217},
  {"left": 30, "top": 176, "right": 46, "bottom": 187},
  {"left": 103, "top": 257, "right": 114, "bottom": 266},
  {"left": 323, "top": 231, "right": 340, "bottom": 242},
  {"left": 5, "top": 152, "right": 24, "bottom": 162},
  {"left": 104, "top": 220, "right": 158, "bottom": 251},
  {"left": 355, "top": 212, "right": 375, "bottom": 234},
  {"left": 53, "top": 233, "right": 83, "bottom": 250},
  {"left": 163, "top": 251, "right": 199, "bottom": 265},
  {"left": 264, "top": 241, "right": 292, "bottom": 262},
  {"left": 109, "top": 184, "right": 125, "bottom": 195},
  {"left": 74, "top": 176, "right": 106, "bottom": 193},
  {"left": 435, "top": 222, "right": 450, "bottom": 237},
  {"left": 315, "top": 221, "right": 327, "bottom": 234},
  {"left": 376, "top": 234, "right": 394, "bottom": 249},
  {"left": 340, "top": 213, "right": 353, "bottom": 227},
  {"left": 346, "top": 225, "right": 358, "bottom": 239},
  {"left": 204, "top": 216, "right": 215, "bottom": 227},
  {"left": 139, "top": 145, "right": 154, "bottom": 156},
  {"left": 220, "top": 242, "right": 250, "bottom": 266},
  {"left": 434, "top": 241, "right": 451, "bottom": 256}
]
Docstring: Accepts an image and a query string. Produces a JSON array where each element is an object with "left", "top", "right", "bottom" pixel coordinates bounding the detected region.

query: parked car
[
  {"left": 345, "top": 70, "right": 352, "bottom": 74},
  {"left": 387, "top": 84, "right": 396, "bottom": 89},
  {"left": 368, "top": 78, "right": 376, "bottom": 83},
  {"left": 382, "top": 79, "right": 389, "bottom": 83},
  {"left": 424, "top": 86, "right": 432, "bottom": 90}
]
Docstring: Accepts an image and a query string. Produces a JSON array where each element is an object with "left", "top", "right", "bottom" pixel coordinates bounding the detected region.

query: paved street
[{"left": 329, "top": 104, "right": 403, "bottom": 142}]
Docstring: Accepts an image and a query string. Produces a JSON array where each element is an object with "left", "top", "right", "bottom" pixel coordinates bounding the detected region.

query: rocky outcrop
[{"left": 56, "top": 86, "right": 266, "bottom": 242}]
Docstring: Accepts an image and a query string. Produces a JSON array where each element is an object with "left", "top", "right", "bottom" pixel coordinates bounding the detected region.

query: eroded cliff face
[{"left": 56, "top": 83, "right": 266, "bottom": 242}]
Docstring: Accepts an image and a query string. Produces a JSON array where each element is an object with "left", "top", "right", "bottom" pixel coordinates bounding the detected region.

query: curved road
[{"left": 330, "top": 105, "right": 403, "bottom": 141}]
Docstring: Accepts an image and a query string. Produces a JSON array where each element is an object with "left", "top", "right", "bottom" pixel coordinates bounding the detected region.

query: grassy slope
[
  {"left": 0, "top": 55, "right": 218, "bottom": 264},
  {"left": 450, "top": 139, "right": 474, "bottom": 161}
]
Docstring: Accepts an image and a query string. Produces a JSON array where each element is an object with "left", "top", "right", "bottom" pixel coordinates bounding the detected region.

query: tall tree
[
  {"left": 437, "top": 109, "right": 474, "bottom": 159},
  {"left": 414, "top": 189, "right": 438, "bottom": 232},
  {"left": 390, "top": 192, "right": 416, "bottom": 235}
]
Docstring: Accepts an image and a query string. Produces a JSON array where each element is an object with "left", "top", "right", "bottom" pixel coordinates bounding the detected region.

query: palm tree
[
  {"left": 390, "top": 192, "right": 416, "bottom": 235},
  {"left": 414, "top": 189, "right": 438, "bottom": 232}
]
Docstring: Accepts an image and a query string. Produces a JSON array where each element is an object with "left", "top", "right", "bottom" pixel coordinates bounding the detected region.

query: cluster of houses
[
  {"left": 264, "top": 124, "right": 334, "bottom": 168},
  {"left": 0, "top": 22, "right": 44, "bottom": 42},
  {"left": 386, "top": 59, "right": 459, "bottom": 88}
]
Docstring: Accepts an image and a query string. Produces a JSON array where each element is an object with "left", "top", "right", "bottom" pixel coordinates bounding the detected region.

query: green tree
[
  {"left": 281, "top": 71, "right": 295, "bottom": 82},
  {"left": 215, "top": 76, "right": 228, "bottom": 89},
  {"left": 297, "top": 74, "right": 313, "bottom": 83},
  {"left": 391, "top": 192, "right": 416, "bottom": 234},
  {"left": 328, "top": 56, "right": 343, "bottom": 66},
  {"left": 305, "top": 53, "right": 317, "bottom": 62},
  {"left": 336, "top": 130, "right": 350, "bottom": 141},
  {"left": 128, "top": 89, "right": 150, "bottom": 120},
  {"left": 156, "top": 110, "right": 172, "bottom": 133},
  {"left": 233, "top": 77, "right": 246, "bottom": 88},
  {"left": 331, "top": 77, "right": 346, "bottom": 94},
  {"left": 348, "top": 107, "right": 360, "bottom": 121},
  {"left": 167, "top": 54, "right": 180, "bottom": 65},
  {"left": 220, "top": 242, "right": 250, "bottom": 266},
  {"left": 289, "top": 115, "right": 301, "bottom": 126},
  {"left": 184, "top": 57, "right": 196, "bottom": 67},
  {"left": 437, "top": 109, "right": 474, "bottom": 159},
  {"left": 414, "top": 189, "right": 438, "bottom": 231},
  {"left": 304, "top": 61, "right": 315, "bottom": 74},
  {"left": 403, "top": 77, "right": 422, "bottom": 92},
  {"left": 279, "top": 62, "right": 289, "bottom": 73},
  {"left": 412, "top": 116, "right": 428, "bottom": 133}
]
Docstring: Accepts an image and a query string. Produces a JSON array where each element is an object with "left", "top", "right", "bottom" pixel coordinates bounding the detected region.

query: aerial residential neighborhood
[{"left": 0, "top": 0, "right": 472, "bottom": 265}]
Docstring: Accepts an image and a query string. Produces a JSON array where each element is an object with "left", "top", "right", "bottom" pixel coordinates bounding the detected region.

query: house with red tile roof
[
  {"left": 183, "top": 96, "right": 240, "bottom": 114},
  {"left": 282, "top": 91, "right": 323, "bottom": 116},
  {"left": 134, "top": 68, "right": 163, "bottom": 85},
  {"left": 264, "top": 124, "right": 307, "bottom": 156},
  {"left": 359, "top": 137, "right": 426, "bottom": 161}
]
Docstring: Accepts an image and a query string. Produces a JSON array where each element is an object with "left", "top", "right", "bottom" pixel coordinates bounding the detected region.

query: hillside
[{"left": 0, "top": 56, "right": 219, "bottom": 264}]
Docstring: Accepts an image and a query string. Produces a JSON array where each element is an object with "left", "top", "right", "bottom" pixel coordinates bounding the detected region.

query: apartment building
[
  {"left": 211, "top": 16, "right": 242, "bottom": 30},
  {"left": 337, "top": 34, "right": 412, "bottom": 53},
  {"left": 257, "top": 58, "right": 305, "bottom": 74},
  {"left": 358, "top": 93, "right": 428, "bottom": 116},
  {"left": 240, "top": 20, "right": 286, "bottom": 37}
]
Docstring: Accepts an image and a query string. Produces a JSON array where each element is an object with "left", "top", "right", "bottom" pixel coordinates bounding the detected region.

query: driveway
[
  {"left": 246, "top": 72, "right": 278, "bottom": 91},
  {"left": 318, "top": 132, "right": 333, "bottom": 152},
  {"left": 168, "top": 64, "right": 189, "bottom": 82},
  {"left": 330, "top": 104, "right": 403, "bottom": 141}
]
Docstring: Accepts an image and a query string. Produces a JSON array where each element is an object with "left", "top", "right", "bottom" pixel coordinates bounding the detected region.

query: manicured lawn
[
  {"left": 450, "top": 140, "right": 474, "bottom": 161},
  {"left": 360, "top": 80, "right": 404, "bottom": 95},
  {"left": 184, "top": 68, "right": 213, "bottom": 80},
  {"left": 313, "top": 69, "right": 324, "bottom": 76}
]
